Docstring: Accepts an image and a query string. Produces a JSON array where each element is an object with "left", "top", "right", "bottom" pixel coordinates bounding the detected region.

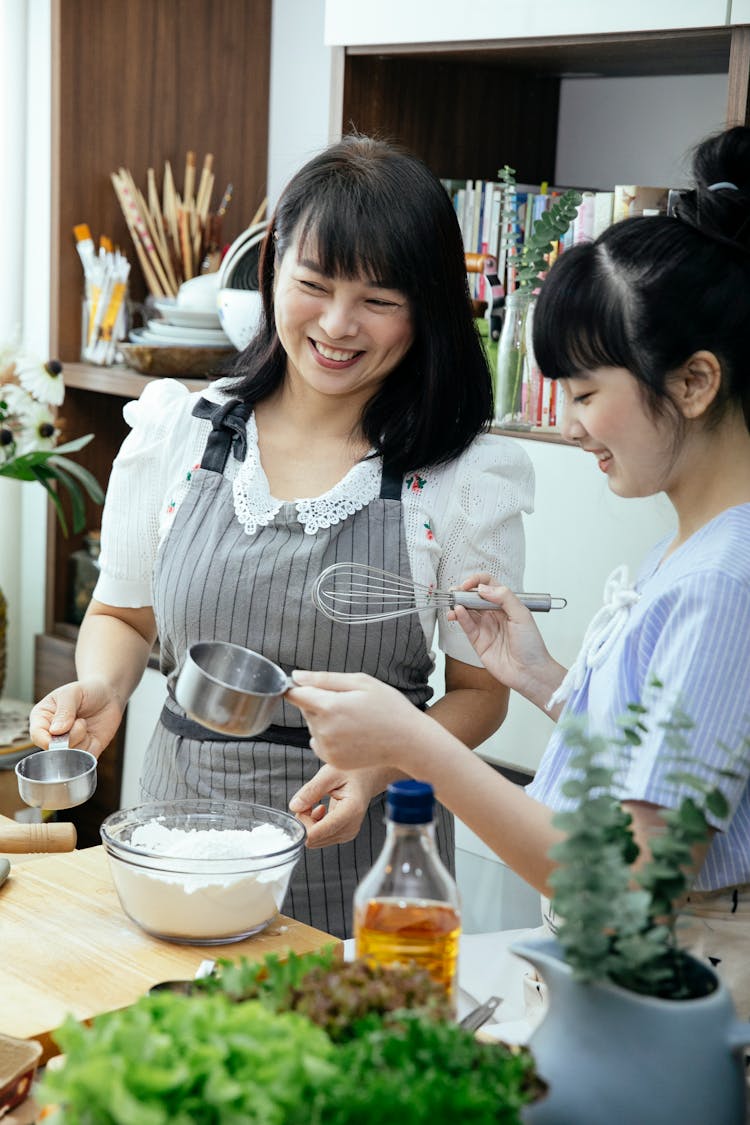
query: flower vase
[
  {"left": 514, "top": 936, "right": 750, "bottom": 1124},
  {"left": 494, "top": 290, "right": 541, "bottom": 430}
]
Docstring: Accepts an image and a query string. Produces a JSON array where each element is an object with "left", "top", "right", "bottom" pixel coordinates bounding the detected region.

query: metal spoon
[{"left": 459, "top": 995, "right": 502, "bottom": 1032}]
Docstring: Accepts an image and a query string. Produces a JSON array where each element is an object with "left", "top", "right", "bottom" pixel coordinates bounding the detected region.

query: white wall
[
  {"left": 555, "top": 73, "right": 728, "bottom": 188},
  {"left": 0, "top": 0, "right": 50, "bottom": 702},
  {"left": 267, "top": 0, "right": 333, "bottom": 209}
]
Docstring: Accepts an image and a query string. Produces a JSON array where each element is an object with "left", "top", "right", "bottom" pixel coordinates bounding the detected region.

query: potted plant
[
  {"left": 515, "top": 687, "right": 750, "bottom": 1124},
  {"left": 494, "top": 168, "right": 581, "bottom": 429}
]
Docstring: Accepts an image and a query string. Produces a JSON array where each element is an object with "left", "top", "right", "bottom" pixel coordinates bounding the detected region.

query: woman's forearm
[{"left": 75, "top": 601, "right": 157, "bottom": 706}]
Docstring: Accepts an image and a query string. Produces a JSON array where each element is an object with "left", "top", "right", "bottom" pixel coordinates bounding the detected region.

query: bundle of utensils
[
  {"left": 111, "top": 152, "right": 258, "bottom": 298},
  {"left": 74, "top": 223, "right": 131, "bottom": 365}
]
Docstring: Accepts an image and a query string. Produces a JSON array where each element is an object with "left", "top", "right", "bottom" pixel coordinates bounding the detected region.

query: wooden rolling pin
[{"left": 0, "top": 821, "right": 77, "bottom": 853}]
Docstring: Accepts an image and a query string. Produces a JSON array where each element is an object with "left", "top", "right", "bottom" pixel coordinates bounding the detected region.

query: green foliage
[
  {"left": 39, "top": 954, "right": 541, "bottom": 1125},
  {"left": 495, "top": 165, "right": 582, "bottom": 291},
  {"left": 516, "top": 189, "right": 583, "bottom": 289},
  {"left": 201, "top": 947, "right": 454, "bottom": 1040},
  {"left": 0, "top": 434, "right": 105, "bottom": 536},
  {"left": 549, "top": 688, "right": 744, "bottom": 999}
]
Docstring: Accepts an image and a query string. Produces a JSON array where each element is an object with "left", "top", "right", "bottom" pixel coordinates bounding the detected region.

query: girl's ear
[{"left": 672, "top": 350, "right": 722, "bottom": 419}]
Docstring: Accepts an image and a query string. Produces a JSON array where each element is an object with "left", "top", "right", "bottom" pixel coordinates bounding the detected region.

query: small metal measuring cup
[
  {"left": 175, "top": 641, "right": 293, "bottom": 737},
  {"left": 15, "top": 736, "right": 98, "bottom": 810}
]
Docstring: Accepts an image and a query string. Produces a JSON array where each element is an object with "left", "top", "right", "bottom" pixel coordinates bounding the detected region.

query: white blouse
[{"left": 94, "top": 378, "right": 535, "bottom": 667}]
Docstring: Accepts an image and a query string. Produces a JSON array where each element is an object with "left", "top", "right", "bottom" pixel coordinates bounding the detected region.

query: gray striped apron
[{"left": 140, "top": 396, "right": 455, "bottom": 939}]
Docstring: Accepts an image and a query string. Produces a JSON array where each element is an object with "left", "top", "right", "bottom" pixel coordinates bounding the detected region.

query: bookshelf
[
  {"left": 38, "top": 0, "right": 272, "bottom": 843},
  {"left": 328, "top": 21, "right": 750, "bottom": 439}
]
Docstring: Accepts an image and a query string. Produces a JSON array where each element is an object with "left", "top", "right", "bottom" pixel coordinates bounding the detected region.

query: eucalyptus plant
[
  {"left": 548, "top": 681, "right": 744, "bottom": 1000},
  {"left": 495, "top": 167, "right": 582, "bottom": 423}
]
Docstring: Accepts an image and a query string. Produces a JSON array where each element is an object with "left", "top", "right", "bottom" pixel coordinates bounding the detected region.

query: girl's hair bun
[{"left": 673, "top": 126, "right": 750, "bottom": 255}]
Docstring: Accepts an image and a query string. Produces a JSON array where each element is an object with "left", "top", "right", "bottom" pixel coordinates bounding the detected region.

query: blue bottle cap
[{"left": 387, "top": 779, "right": 434, "bottom": 823}]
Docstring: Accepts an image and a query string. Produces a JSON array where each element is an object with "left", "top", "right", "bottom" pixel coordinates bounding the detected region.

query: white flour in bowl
[{"left": 108, "top": 821, "right": 300, "bottom": 942}]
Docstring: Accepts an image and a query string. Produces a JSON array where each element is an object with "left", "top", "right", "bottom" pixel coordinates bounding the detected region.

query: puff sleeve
[{"left": 93, "top": 379, "right": 197, "bottom": 607}]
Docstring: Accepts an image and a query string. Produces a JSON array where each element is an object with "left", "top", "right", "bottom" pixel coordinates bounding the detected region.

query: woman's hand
[
  {"left": 451, "top": 574, "right": 567, "bottom": 712},
  {"left": 29, "top": 679, "right": 126, "bottom": 758},
  {"left": 288, "top": 762, "right": 398, "bottom": 848}
]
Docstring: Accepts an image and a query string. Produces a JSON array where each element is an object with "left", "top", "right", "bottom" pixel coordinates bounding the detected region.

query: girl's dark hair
[
  {"left": 533, "top": 125, "right": 750, "bottom": 432},
  {"left": 226, "top": 134, "right": 493, "bottom": 473}
]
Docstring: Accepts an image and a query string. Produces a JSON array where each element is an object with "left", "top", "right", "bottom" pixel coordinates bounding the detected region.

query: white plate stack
[{"left": 131, "top": 275, "right": 234, "bottom": 350}]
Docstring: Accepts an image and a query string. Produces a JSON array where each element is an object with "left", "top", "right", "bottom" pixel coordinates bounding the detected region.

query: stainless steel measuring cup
[
  {"left": 175, "top": 641, "right": 293, "bottom": 737},
  {"left": 15, "top": 737, "right": 98, "bottom": 810}
]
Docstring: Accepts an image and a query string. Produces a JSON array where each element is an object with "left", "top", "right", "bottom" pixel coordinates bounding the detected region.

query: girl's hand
[
  {"left": 287, "top": 671, "right": 426, "bottom": 772},
  {"left": 29, "top": 679, "right": 126, "bottom": 758},
  {"left": 451, "top": 574, "right": 566, "bottom": 709}
]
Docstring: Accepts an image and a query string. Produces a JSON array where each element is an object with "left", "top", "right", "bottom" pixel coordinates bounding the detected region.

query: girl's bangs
[{"left": 533, "top": 245, "right": 639, "bottom": 380}]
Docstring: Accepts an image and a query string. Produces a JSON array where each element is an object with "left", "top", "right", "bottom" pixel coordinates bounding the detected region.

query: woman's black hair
[
  {"left": 225, "top": 134, "right": 493, "bottom": 473},
  {"left": 533, "top": 125, "right": 750, "bottom": 432}
]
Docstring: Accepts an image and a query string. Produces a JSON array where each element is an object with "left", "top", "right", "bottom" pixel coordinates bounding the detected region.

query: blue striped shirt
[{"left": 527, "top": 503, "right": 750, "bottom": 890}]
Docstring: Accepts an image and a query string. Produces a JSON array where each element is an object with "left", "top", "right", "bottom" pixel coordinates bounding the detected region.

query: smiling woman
[{"left": 30, "top": 134, "right": 534, "bottom": 940}]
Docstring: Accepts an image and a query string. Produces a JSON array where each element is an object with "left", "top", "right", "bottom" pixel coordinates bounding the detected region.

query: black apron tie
[{"left": 192, "top": 397, "right": 253, "bottom": 472}]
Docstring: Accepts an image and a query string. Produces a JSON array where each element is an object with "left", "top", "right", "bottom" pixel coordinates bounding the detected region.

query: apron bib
[{"left": 140, "top": 396, "right": 455, "bottom": 938}]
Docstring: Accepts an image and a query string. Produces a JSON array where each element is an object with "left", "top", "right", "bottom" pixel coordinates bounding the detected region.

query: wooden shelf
[
  {"left": 62, "top": 362, "right": 211, "bottom": 399},
  {"left": 490, "top": 426, "right": 571, "bottom": 445}
]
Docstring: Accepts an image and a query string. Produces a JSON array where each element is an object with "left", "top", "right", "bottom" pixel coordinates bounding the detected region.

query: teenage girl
[{"left": 289, "top": 125, "right": 750, "bottom": 1009}]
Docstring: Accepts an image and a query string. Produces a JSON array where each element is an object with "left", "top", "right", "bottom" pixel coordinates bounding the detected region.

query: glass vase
[{"left": 494, "top": 290, "right": 541, "bottom": 430}]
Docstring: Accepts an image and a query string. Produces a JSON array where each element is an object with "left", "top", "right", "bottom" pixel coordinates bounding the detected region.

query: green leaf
[
  {"left": 46, "top": 460, "right": 87, "bottom": 534},
  {"left": 48, "top": 453, "right": 105, "bottom": 503},
  {"left": 31, "top": 466, "right": 69, "bottom": 536}
]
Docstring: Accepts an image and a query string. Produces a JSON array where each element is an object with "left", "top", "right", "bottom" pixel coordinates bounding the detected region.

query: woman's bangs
[
  {"left": 295, "top": 199, "right": 410, "bottom": 292},
  {"left": 533, "top": 248, "right": 638, "bottom": 380}
]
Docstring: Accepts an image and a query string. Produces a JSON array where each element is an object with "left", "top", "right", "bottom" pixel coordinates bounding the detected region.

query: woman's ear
[{"left": 671, "top": 350, "right": 722, "bottom": 419}]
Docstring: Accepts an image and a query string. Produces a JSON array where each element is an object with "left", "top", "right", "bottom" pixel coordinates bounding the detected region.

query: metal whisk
[{"left": 311, "top": 562, "right": 566, "bottom": 624}]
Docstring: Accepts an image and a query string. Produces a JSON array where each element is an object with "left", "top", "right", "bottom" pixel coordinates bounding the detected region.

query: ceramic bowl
[{"left": 100, "top": 799, "right": 306, "bottom": 944}]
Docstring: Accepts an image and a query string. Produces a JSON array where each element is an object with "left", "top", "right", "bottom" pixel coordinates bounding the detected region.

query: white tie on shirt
[{"left": 546, "top": 564, "right": 641, "bottom": 710}]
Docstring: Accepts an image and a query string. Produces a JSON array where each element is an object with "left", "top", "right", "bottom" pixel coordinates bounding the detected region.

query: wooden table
[{"left": 1, "top": 843, "right": 339, "bottom": 1061}]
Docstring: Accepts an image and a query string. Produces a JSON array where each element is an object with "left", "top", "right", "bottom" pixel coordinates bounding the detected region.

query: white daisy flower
[
  {"left": 16, "top": 357, "right": 65, "bottom": 406},
  {"left": 15, "top": 400, "right": 59, "bottom": 454}
]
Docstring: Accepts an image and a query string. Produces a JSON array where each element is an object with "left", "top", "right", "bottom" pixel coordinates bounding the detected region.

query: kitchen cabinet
[{"left": 38, "top": 0, "right": 272, "bottom": 843}]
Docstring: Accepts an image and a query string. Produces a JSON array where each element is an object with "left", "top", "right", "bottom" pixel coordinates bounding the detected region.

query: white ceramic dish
[
  {"left": 152, "top": 299, "right": 222, "bottom": 330},
  {"left": 129, "top": 327, "right": 231, "bottom": 349},
  {"left": 146, "top": 319, "right": 231, "bottom": 345}
]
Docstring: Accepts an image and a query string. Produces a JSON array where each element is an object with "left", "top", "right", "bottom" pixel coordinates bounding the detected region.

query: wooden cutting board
[{"left": 0, "top": 845, "right": 339, "bottom": 1061}]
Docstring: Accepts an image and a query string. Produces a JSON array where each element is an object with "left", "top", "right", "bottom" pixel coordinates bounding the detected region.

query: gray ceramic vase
[{"left": 514, "top": 936, "right": 750, "bottom": 1125}]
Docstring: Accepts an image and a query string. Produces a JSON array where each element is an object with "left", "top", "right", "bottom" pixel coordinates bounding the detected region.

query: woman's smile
[{"left": 310, "top": 339, "right": 365, "bottom": 368}]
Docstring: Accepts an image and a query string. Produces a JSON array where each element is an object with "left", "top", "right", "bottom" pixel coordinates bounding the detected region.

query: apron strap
[
  {"left": 379, "top": 459, "right": 403, "bottom": 500},
  {"left": 159, "top": 700, "right": 312, "bottom": 748},
  {"left": 192, "top": 397, "right": 253, "bottom": 474}
]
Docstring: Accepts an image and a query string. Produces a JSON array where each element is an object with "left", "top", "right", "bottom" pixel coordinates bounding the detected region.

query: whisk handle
[{"left": 452, "top": 592, "right": 566, "bottom": 613}]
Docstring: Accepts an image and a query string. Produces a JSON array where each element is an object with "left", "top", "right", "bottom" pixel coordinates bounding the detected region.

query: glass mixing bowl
[{"left": 100, "top": 799, "right": 306, "bottom": 944}]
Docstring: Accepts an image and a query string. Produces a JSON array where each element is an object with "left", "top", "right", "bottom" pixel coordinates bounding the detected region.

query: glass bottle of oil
[{"left": 354, "top": 779, "right": 461, "bottom": 1004}]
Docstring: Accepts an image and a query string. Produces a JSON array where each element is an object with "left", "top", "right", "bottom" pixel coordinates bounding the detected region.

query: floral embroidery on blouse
[
  {"left": 166, "top": 500, "right": 175, "bottom": 515},
  {"left": 424, "top": 521, "right": 434, "bottom": 541},
  {"left": 185, "top": 462, "right": 200, "bottom": 483},
  {"left": 407, "top": 473, "right": 427, "bottom": 492}
]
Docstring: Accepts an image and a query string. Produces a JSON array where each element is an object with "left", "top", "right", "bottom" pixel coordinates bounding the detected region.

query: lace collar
[{"left": 232, "top": 412, "right": 382, "bottom": 536}]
